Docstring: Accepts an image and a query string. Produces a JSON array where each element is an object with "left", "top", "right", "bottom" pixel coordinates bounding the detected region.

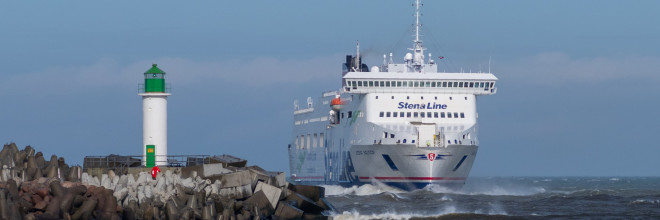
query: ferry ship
[{"left": 288, "top": 0, "right": 498, "bottom": 190}]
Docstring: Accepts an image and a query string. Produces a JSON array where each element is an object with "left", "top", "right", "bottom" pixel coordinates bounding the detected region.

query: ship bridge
[{"left": 342, "top": 72, "right": 497, "bottom": 95}]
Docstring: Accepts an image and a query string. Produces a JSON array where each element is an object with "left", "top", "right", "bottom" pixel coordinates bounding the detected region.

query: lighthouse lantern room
[{"left": 139, "top": 64, "right": 171, "bottom": 167}]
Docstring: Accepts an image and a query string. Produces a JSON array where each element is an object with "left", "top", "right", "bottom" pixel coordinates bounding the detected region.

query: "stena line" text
[{"left": 398, "top": 102, "right": 448, "bottom": 110}]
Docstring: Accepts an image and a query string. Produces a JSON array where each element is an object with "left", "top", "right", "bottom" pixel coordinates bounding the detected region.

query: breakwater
[{"left": 0, "top": 143, "right": 334, "bottom": 219}]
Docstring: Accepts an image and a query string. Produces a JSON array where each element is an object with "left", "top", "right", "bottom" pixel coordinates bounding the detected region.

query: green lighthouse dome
[{"left": 144, "top": 64, "right": 166, "bottom": 93}]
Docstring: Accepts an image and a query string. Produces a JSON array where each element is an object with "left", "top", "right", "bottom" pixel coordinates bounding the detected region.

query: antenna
[{"left": 356, "top": 40, "right": 360, "bottom": 72}]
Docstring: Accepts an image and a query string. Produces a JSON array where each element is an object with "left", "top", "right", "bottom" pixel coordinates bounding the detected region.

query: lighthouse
[{"left": 139, "top": 64, "right": 171, "bottom": 167}]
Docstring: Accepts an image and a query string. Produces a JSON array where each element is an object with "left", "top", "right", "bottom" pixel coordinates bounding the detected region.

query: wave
[
  {"left": 331, "top": 203, "right": 509, "bottom": 220},
  {"left": 323, "top": 183, "right": 406, "bottom": 196},
  {"left": 423, "top": 182, "right": 546, "bottom": 196}
]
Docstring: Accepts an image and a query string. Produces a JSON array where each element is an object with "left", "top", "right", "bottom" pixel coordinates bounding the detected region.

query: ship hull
[{"left": 289, "top": 144, "right": 478, "bottom": 190}]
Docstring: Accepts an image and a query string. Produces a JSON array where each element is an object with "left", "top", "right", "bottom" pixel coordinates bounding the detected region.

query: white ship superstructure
[{"left": 288, "top": 0, "right": 497, "bottom": 190}]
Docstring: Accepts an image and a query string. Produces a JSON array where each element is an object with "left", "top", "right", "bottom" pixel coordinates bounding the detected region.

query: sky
[{"left": 1, "top": 0, "right": 659, "bottom": 176}]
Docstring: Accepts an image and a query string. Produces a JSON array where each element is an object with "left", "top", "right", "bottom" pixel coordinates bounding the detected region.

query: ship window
[
  {"left": 295, "top": 136, "right": 299, "bottom": 149},
  {"left": 414, "top": 81, "right": 419, "bottom": 87},
  {"left": 406, "top": 96, "right": 409, "bottom": 99},
  {"left": 397, "top": 81, "right": 402, "bottom": 87},
  {"left": 358, "top": 81, "right": 362, "bottom": 86},
  {"left": 460, "top": 113, "right": 465, "bottom": 118},
  {"left": 465, "top": 97, "right": 468, "bottom": 100},
  {"left": 379, "top": 112, "right": 384, "bottom": 117},
  {"left": 402, "top": 81, "right": 407, "bottom": 87},
  {"left": 420, "top": 112, "right": 425, "bottom": 118},
  {"left": 480, "top": 82, "right": 484, "bottom": 88},
  {"left": 391, "top": 81, "right": 396, "bottom": 87},
  {"left": 369, "top": 81, "right": 374, "bottom": 87},
  {"left": 393, "top": 112, "right": 397, "bottom": 118},
  {"left": 320, "top": 133, "right": 324, "bottom": 148},
  {"left": 400, "top": 112, "right": 404, "bottom": 117},
  {"left": 341, "top": 112, "right": 344, "bottom": 118},
  {"left": 391, "top": 134, "right": 395, "bottom": 138},
  {"left": 414, "top": 112, "right": 419, "bottom": 118},
  {"left": 380, "top": 81, "right": 385, "bottom": 87},
  {"left": 454, "top": 113, "right": 459, "bottom": 118},
  {"left": 313, "top": 134, "right": 318, "bottom": 148},
  {"left": 386, "top": 81, "right": 390, "bottom": 87},
  {"left": 384, "top": 132, "right": 388, "bottom": 138},
  {"left": 376, "top": 96, "right": 378, "bottom": 99},
  {"left": 421, "top": 96, "right": 424, "bottom": 100},
  {"left": 469, "top": 82, "right": 474, "bottom": 88},
  {"left": 407, "top": 112, "right": 411, "bottom": 118},
  {"left": 307, "top": 134, "right": 311, "bottom": 150},
  {"left": 448, "top": 113, "right": 452, "bottom": 118},
  {"left": 441, "top": 112, "right": 446, "bottom": 118},
  {"left": 427, "top": 112, "right": 431, "bottom": 118},
  {"left": 348, "top": 111, "right": 352, "bottom": 118},
  {"left": 450, "top": 97, "right": 453, "bottom": 100},
  {"left": 459, "top": 82, "right": 463, "bottom": 87},
  {"left": 391, "top": 96, "right": 394, "bottom": 99},
  {"left": 431, "top": 82, "right": 436, "bottom": 87},
  {"left": 403, "top": 139, "right": 407, "bottom": 143},
  {"left": 448, "top": 82, "right": 453, "bottom": 87},
  {"left": 491, "top": 82, "right": 495, "bottom": 88},
  {"left": 435, "top": 96, "right": 437, "bottom": 100},
  {"left": 453, "top": 82, "right": 458, "bottom": 87},
  {"left": 426, "top": 81, "right": 431, "bottom": 87},
  {"left": 434, "top": 112, "right": 438, "bottom": 118},
  {"left": 412, "top": 140, "right": 415, "bottom": 143},
  {"left": 386, "top": 112, "right": 391, "bottom": 117},
  {"left": 443, "top": 82, "right": 448, "bottom": 87}
]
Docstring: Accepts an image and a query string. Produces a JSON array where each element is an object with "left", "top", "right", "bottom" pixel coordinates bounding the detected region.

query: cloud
[
  {"left": 0, "top": 54, "right": 343, "bottom": 96},
  {"left": 496, "top": 52, "right": 660, "bottom": 84}
]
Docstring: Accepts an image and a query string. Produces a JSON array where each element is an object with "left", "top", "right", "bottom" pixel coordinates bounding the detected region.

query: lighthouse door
[{"left": 146, "top": 145, "right": 156, "bottom": 167}]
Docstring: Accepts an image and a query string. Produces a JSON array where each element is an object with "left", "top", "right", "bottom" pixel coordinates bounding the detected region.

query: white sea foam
[
  {"left": 425, "top": 182, "right": 546, "bottom": 196},
  {"left": 322, "top": 183, "right": 405, "bottom": 196},
  {"left": 631, "top": 199, "right": 660, "bottom": 204},
  {"left": 331, "top": 203, "right": 508, "bottom": 220}
]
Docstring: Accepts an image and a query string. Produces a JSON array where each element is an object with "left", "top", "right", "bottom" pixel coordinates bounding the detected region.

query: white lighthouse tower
[{"left": 139, "top": 64, "right": 171, "bottom": 167}]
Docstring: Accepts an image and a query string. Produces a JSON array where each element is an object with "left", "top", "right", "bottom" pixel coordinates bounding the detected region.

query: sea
[{"left": 322, "top": 177, "right": 660, "bottom": 219}]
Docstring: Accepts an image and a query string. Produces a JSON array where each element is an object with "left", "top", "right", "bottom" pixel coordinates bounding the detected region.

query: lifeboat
[{"left": 330, "top": 97, "right": 344, "bottom": 111}]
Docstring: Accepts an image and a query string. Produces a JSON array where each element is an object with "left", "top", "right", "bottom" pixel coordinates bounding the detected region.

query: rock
[
  {"left": 217, "top": 170, "right": 252, "bottom": 188},
  {"left": 243, "top": 190, "right": 275, "bottom": 218},
  {"left": 291, "top": 184, "right": 325, "bottom": 202},
  {"left": 286, "top": 192, "right": 325, "bottom": 214}
]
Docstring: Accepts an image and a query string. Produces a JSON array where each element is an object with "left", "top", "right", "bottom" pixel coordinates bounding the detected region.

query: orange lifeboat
[{"left": 330, "top": 97, "right": 344, "bottom": 111}]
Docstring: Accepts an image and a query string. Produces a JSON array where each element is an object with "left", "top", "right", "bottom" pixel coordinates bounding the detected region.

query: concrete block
[
  {"left": 255, "top": 181, "right": 282, "bottom": 210},
  {"left": 292, "top": 185, "right": 325, "bottom": 201},
  {"left": 202, "top": 163, "right": 232, "bottom": 177},
  {"left": 243, "top": 190, "right": 275, "bottom": 218},
  {"left": 274, "top": 202, "right": 304, "bottom": 220},
  {"left": 270, "top": 172, "right": 287, "bottom": 187},
  {"left": 217, "top": 170, "right": 252, "bottom": 188},
  {"left": 316, "top": 197, "right": 336, "bottom": 213},
  {"left": 218, "top": 184, "right": 252, "bottom": 200},
  {"left": 286, "top": 192, "right": 324, "bottom": 214}
]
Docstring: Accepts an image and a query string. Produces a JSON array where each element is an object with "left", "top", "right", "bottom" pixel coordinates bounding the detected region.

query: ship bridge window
[
  {"left": 406, "top": 112, "right": 411, "bottom": 118},
  {"left": 420, "top": 112, "right": 425, "bottom": 118},
  {"left": 469, "top": 82, "right": 474, "bottom": 88},
  {"left": 393, "top": 112, "right": 397, "bottom": 118},
  {"left": 448, "top": 113, "right": 453, "bottom": 118},
  {"left": 434, "top": 112, "right": 438, "bottom": 118},
  {"left": 379, "top": 112, "right": 384, "bottom": 117},
  {"left": 480, "top": 82, "right": 484, "bottom": 88},
  {"left": 460, "top": 113, "right": 465, "bottom": 118},
  {"left": 397, "top": 81, "right": 402, "bottom": 87},
  {"left": 454, "top": 113, "right": 459, "bottom": 118},
  {"left": 400, "top": 112, "right": 404, "bottom": 117},
  {"left": 453, "top": 82, "right": 458, "bottom": 87},
  {"left": 369, "top": 81, "right": 374, "bottom": 87},
  {"left": 358, "top": 81, "right": 363, "bottom": 86},
  {"left": 348, "top": 111, "right": 352, "bottom": 118},
  {"left": 386, "top": 112, "right": 391, "bottom": 117},
  {"left": 380, "top": 81, "right": 385, "bottom": 87},
  {"left": 426, "top": 81, "right": 431, "bottom": 87},
  {"left": 414, "top": 81, "right": 419, "bottom": 87},
  {"left": 414, "top": 112, "right": 419, "bottom": 118},
  {"left": 427, "top": 112, "right": 432, "bottom": 118},
  {"left": 447, "top": 82, "right": 452, "bottom": 87},
  {"left": 459, "top": 82, "right": 464, "bottom": 87},
  {"left": 431, "top": 82, "right": 436, "bottom": 87},
  {"left": 441, "top": 112, "right": 445, "bottom": 118},
  {"left": 443, "top": 82, "right": 448, "bottom": 87},
  {"left": 386, "top": 81, "right": 391, "bottom": 87}
]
